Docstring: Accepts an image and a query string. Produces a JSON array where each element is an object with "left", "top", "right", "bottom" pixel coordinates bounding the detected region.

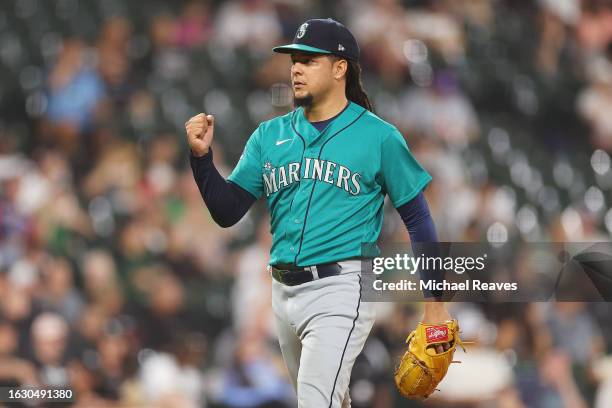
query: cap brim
[{"left": 272, "top": 44, "right": 332, "bottom": 55}]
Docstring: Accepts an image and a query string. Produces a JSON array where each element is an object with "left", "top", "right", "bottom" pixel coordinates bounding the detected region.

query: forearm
[
  {"left": 190, "top": 149, "right": 256, "bottom": 227},
  {"left": 397, "top": 192, "right": 443, "bottom": 300}
]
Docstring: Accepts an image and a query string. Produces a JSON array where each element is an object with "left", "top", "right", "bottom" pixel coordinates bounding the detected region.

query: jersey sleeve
[
  {"left": 228, "top": 126, "right": 263, "bottom": 199},
  {"left": 380, "top": 129, "right": 432, "bottom": 208}
]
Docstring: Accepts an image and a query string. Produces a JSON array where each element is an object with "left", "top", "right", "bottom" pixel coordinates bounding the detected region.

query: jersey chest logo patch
[{"left": 263, "top": 158, "right": 361, "bottom": 197}]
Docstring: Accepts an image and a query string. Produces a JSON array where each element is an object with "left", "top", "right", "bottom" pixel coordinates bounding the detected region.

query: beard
[{"left": 294, "top": 93, "right": 314, "bottom": 107}]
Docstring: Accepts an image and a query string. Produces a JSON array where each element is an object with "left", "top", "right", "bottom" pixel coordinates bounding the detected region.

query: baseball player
[{"left": 187, "top": 18, "right": 458, "bottom": 407}]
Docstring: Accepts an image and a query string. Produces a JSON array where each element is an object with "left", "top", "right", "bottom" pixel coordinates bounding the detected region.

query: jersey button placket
[{"left": 290, "top": 145, "right": 320, "bottom": 263}]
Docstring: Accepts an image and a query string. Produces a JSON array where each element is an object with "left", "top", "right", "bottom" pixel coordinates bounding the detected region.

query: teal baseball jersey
[{"left": 228, "top": 101, "right": 431, "bottom": 266}]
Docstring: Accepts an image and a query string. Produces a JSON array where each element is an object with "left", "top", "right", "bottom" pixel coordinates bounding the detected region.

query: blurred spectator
[
  {"left": 94, "top": 331, "right": 134, "bottom": 400},
  {"left": 404, "top": 0, "right": 466, "bottom": 63},
  {"left": 2, "top": 286, "right": 36, "bottom": 352},
  {"left": 435, "top": 304, "right": 516, "bottom": 405},
  {"left": 576, "top": 0, "right": 612, "bottom": 54},
  {"left": 127, "top": 90, "right": 158, "bottom": 134},
  {"left": 232, "top": 217, "right": 273, "bottom": 335},
  {"left": 348, "top": 0, "right": 412, "bottom": 83},
  {"left": 348, "top": 334, "right": 395, "bottom": 408},
  {"left": 219, "top": 330, "right": 294, "bottom": 407},
  {"left": 0, "top": 321, "right": 18, "bottom": 357},
  {"left": 82, "top": 141, "right": 141, "bottom": 199},
  {"left": 215, "top": 0, "right": 283, "bottom": 54},
  {"left": 71, "top": 304, "right": 109, "bottom": 360},
  {"left": 81, "top": 249, "right": 124, "bottom": 316},
  {"left": 399, "top": 70, "right": 479, "bottom": 145},
  {"left": 67, "top": 359, "right": 114, "bottom": 407},
  {"left": 144, "top": 134, "right": 181, "bottom": 197},
  {"left": 28, "top": 312, "right": 70, "bottom": 387},
  {"left": 38, "top": 256, "right": 85, "bottom": 325},
  {"left": 0, "top": 160, "right": 35, "bottom": 266},
  {"left": 446, "top": 0, "right": 494, "bottom": 29},
  {"left": 539, "top": 351, "right": 589, "bottom": 408},
  {"left": 138, "top": 350, "right": 204, "bottom": 407},
  {"left": 545, "top": 302, "right": 604, "bottom": 366},
  {"left": 132, "top": 267, "right": 202, "bottom": 351},
  {"left": 253, "top": 52, "right": 292, "bottom": 89},
  {"left": 97, "top": 17, "right": 133, "bottom": 110},
  {"left": 577, "top": 45, "right": 612, "bottom": 151},
  {"left": 43, "top": 39, "right": 105, "bottom": 153},
  {"left": 176, "top": 1, "right": 214, "bottom": 49},
  {"left": 147, "top": 13, "right": 191, "bottom": 81},
  {"left": 536, "top": 0, "right": 579, "bottom": 76},
  {"left": 0, "top": 320, "right": 38, "bottom": 387},
  {"left": 596, "top": 368, "right": 612, "bottom": 408}
]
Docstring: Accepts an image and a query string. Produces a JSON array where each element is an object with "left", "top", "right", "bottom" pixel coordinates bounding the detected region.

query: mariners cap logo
[{"left": 296, "top": 23, "right": 308, "bottom": 39}]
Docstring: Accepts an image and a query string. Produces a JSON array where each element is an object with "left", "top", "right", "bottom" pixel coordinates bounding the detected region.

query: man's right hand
[{"left": 185, "top": 113, "right": 215, "bottom": 157}]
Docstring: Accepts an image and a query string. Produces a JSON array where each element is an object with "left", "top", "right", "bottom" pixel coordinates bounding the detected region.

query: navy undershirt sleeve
[
  {"left": 396, "top": 192, "right": 438, "bottom": 242},
  {"left": 396, "top": 192, "right": 443, "bottom": 299},
  {"left": 190, "top": 149, "right": 256, "bottom": 228}
]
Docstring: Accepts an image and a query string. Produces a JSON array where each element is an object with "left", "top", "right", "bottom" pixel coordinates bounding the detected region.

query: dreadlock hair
[
  {"left": 345, "top": 60, "right": 374, "bottom": 112},
  {"left": 329, "top": 55, "right": 374, "bottom": 113}
]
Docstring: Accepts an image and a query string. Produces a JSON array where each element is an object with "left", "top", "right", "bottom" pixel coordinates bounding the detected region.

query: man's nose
[{"left": 291, "top": 62, "right": 304, "bottom": 76}]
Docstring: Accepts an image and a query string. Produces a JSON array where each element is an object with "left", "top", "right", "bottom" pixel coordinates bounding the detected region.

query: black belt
[{"left": 270, "top": 262, "right": 342, "bottom": 286}]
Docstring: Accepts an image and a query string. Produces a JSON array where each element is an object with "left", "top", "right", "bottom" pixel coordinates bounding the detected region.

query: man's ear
[{"left": 334, "top": 59, "right": 348, "bottom": 80}]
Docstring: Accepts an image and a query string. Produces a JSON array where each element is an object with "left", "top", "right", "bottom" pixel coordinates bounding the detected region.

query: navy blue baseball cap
[{"left": 273, "top": 18, "right": 360, "bottom": 62}]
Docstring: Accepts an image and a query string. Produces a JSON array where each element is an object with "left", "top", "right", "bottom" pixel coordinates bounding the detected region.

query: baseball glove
[{"left": 394, "top": 319, "right": 468, "bottom": 399}]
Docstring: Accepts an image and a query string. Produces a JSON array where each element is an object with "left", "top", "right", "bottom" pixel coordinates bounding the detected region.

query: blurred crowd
[{"left": 1, "top": 0, "right": 612, "bottom": 407}]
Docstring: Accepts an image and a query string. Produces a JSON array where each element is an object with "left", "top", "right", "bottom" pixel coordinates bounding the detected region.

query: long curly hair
[{"left": 330, "top": 56, "right": 374, "bottom": 112}]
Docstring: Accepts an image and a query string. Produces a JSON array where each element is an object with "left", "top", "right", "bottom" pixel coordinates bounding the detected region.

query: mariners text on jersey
[
  {"left": 263, "top": 158, "right": 362, "bottom": 197},
  {"left": 228, "top": 101, "right": 432, "bottom": 267}
]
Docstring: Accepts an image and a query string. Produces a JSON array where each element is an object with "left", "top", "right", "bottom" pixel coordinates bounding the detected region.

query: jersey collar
[{"left": 291, "top": 101, "right": 366, "bottom": 147}]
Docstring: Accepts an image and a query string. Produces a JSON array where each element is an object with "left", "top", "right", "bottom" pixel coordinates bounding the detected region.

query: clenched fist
[{"left": 185, "top": 113, "right": 215, "bottom": 157}]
